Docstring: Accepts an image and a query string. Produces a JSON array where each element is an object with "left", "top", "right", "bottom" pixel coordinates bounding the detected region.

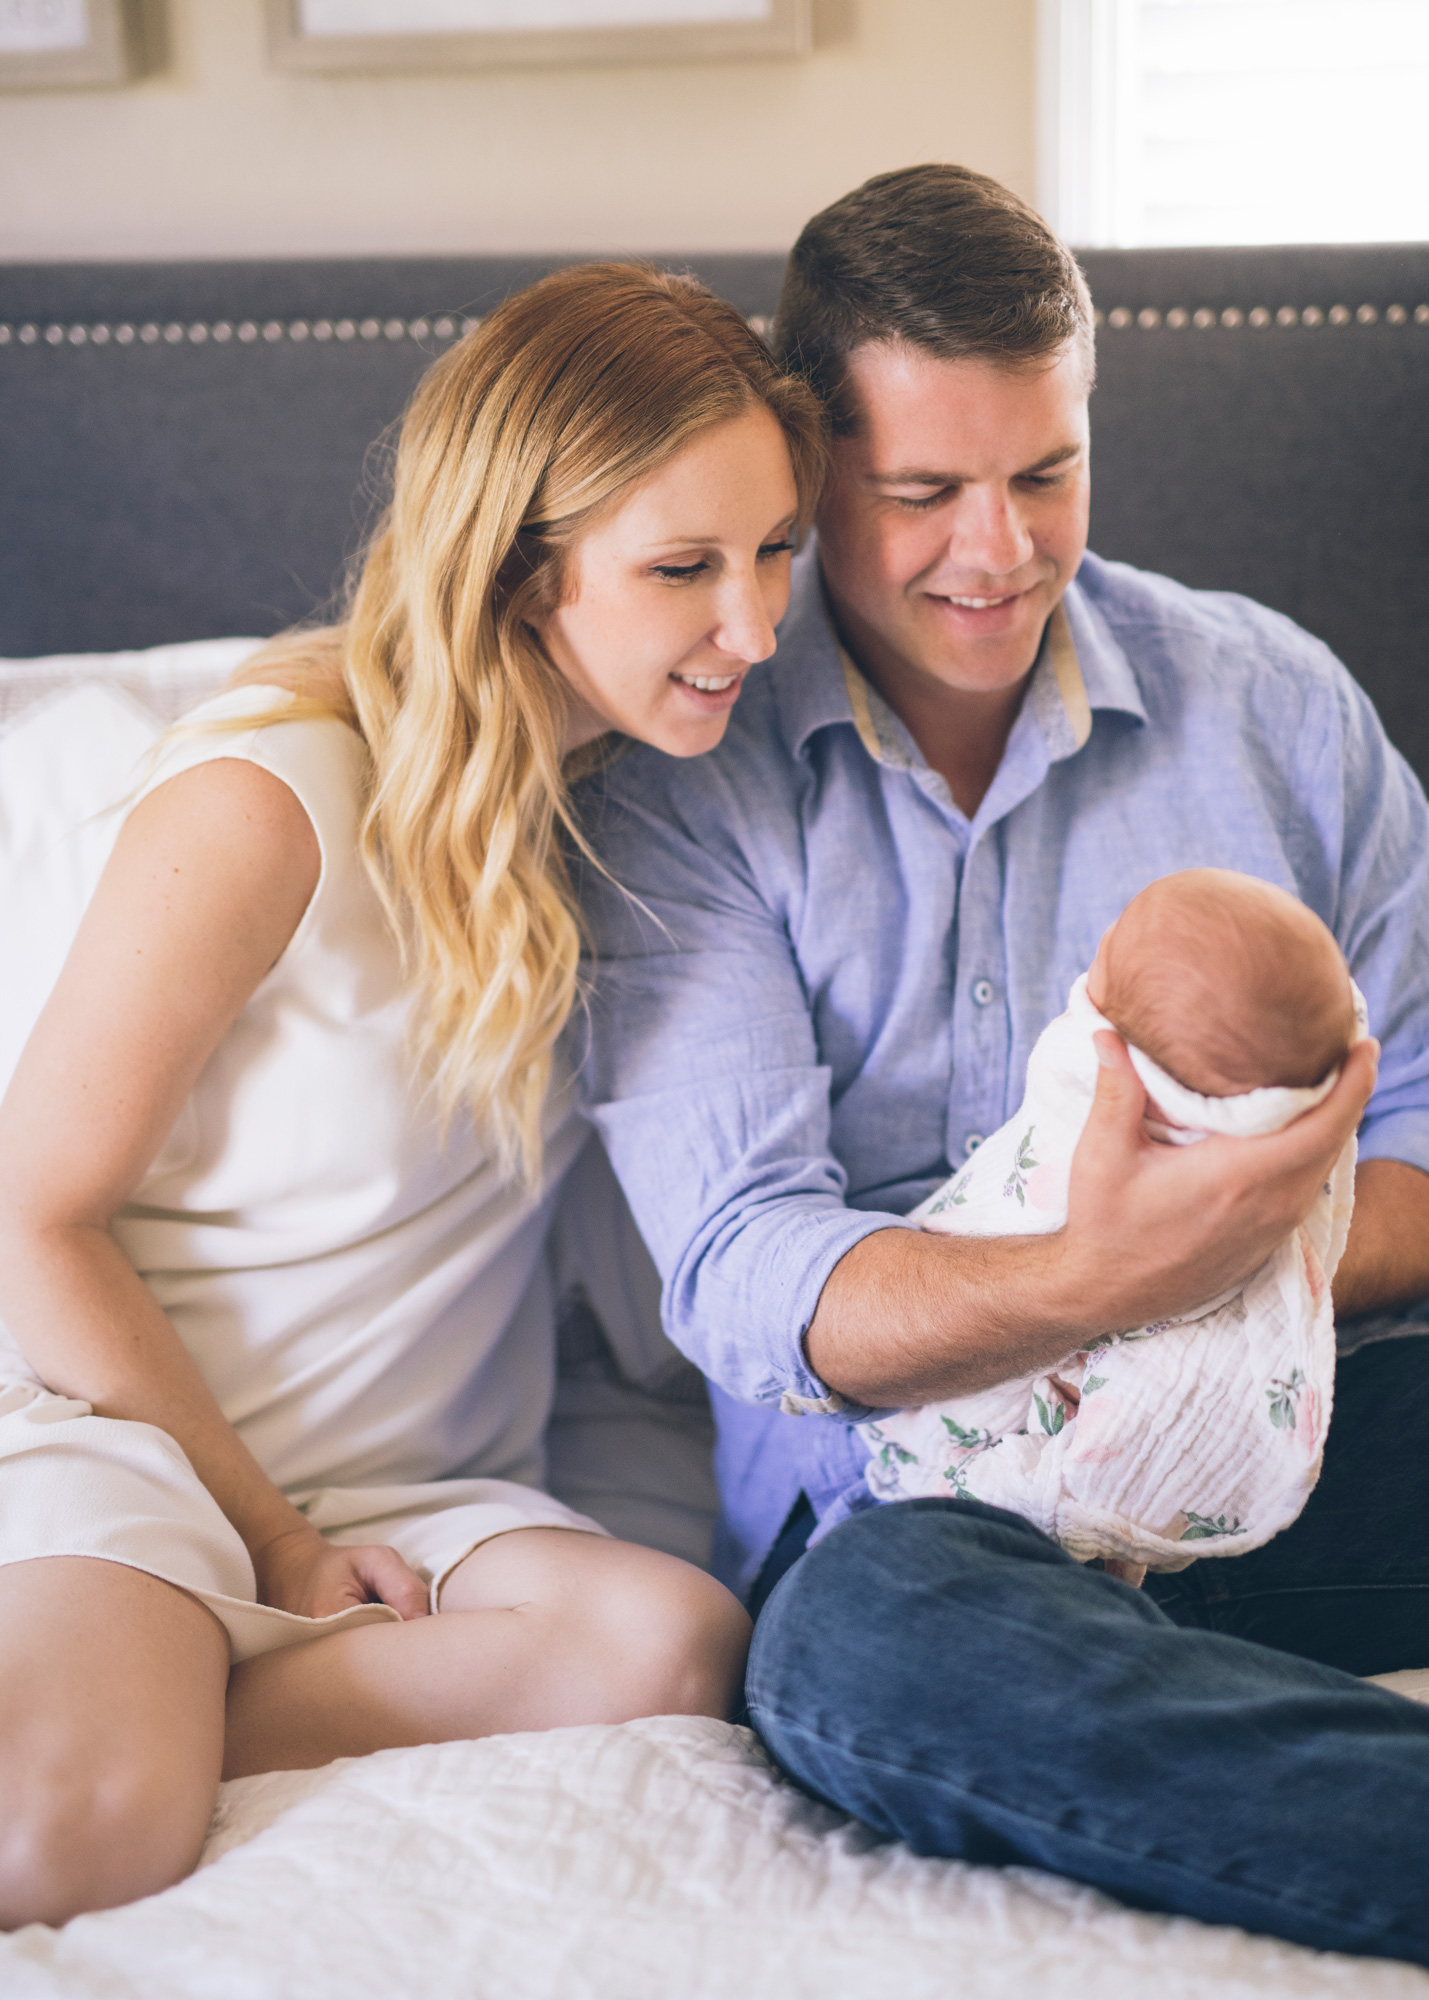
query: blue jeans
[{"left": 745, "top": 1333, "right": 1429, "bottom": 1966}]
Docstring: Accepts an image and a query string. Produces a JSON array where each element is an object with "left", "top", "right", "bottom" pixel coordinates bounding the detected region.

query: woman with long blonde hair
[{"left": 0, "top": 264, "right": 827, "bottom": 1928}]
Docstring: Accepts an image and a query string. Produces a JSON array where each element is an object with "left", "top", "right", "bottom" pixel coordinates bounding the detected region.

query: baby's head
[{"left": 1087, "top": 870, "right": 1355, "bottom": 1095}]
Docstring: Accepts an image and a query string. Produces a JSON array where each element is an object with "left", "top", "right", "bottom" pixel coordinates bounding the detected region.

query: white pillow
[{"left": 0, "top": 638, "right": 263, "bottom": 1094}]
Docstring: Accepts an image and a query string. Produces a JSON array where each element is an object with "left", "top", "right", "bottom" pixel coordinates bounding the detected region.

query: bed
[{"left": 3, "top": 245, "right": 1429, "bottom": 1998}]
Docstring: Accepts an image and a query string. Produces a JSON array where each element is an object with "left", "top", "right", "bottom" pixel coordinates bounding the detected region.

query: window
[{"left": 1038, "top": 0, "right": 1429, "bottom": 246}]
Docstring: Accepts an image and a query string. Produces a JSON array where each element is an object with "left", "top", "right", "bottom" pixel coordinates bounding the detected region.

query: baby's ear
[{"left": 1086, "top": 921, "right": 1118, "bottom": 1009}]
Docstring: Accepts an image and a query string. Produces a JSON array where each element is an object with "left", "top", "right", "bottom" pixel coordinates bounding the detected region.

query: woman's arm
[{"left": 0, "top": 756, "right": 427, "bottom": 1621}]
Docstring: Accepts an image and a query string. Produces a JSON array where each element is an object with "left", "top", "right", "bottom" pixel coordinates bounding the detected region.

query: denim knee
[
  {"left": 746, "top": 1497, "right": 1177, "bottom": 1798},
  {"left": 755, "top": 1502, "right": 1071, "bottom": 1722}
]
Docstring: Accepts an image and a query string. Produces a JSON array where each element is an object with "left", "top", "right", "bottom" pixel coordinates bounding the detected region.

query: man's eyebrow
[{"left": 871, "top": 441, "right": 1084, "bottom": 486}]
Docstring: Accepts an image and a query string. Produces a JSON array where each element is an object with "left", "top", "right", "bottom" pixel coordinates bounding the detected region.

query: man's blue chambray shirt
[{"left": 576, "top": 546, "right": 1429, "bottom": 1597}]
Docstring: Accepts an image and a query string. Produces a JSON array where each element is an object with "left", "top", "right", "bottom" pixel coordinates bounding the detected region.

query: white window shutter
[{"left": 1040, "top": 0, "right": 1429, "bottom": 247}]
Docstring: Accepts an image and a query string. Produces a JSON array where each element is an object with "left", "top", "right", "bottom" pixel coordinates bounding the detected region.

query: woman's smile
[{"left": 669, "top": 667, "right": 745, "bottom": 709}]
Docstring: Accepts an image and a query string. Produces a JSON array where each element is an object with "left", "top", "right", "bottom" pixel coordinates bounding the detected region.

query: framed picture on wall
[
  {"left": 265, "top": 0, "right": 812, "bottom": 73},
  {"left": 0, "top": 0, "right": 152, "bottom": 89}
]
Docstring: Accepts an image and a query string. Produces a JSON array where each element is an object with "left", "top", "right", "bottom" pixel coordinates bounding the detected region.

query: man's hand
[
  {"left": 1054, "top": 1029, "right": 1379, "bottom": 1333},
  {"left": 806, "top": 1029, "right": 1377, "bottom": 1409}
]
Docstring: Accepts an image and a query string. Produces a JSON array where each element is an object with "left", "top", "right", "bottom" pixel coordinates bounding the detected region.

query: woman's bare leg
[
  {"left": 223, "top": 1529, "right": 750, "bottom": 1779},
  {"left": 0, "top": 1558, "right": 229, "bottom": 1929}
]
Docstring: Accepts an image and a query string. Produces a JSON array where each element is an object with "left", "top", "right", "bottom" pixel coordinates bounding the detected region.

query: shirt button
[
  {"left": 971, "top": 978, "right": 995, "bottom": 1007},
  {"left": 964, "top": 1133, "right": 985, "bottom": 1157}
]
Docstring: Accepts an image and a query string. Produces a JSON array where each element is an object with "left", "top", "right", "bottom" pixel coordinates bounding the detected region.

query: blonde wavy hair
[{"left": 235, "top": 262, "right": 827, "bottom": 1182}]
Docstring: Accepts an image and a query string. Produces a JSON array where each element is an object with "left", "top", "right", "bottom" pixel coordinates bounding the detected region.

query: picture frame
[
  {"left": 264, "top": 0, "right": 812, "bottom": 75},
  {"left": 0, "top": 0, "right": 154, "bottom": 90}
]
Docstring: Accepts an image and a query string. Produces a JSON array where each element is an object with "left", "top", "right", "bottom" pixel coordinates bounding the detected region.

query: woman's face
[{"left": 537, "top": 405, "right": 801, "bottom": 758}]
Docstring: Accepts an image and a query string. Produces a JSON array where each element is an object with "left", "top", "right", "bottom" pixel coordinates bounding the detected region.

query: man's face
[{"left": 814, "top": 340, "right": 1091, "bottom": 701}]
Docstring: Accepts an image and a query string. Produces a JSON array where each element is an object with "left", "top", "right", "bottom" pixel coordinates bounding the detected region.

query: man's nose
[{"left": 946, "top": 485, "right": 1035, "bottom": 577}]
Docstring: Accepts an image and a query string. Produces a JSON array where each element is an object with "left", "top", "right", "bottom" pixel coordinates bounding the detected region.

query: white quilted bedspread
[{"left": 6, "top": 1695, "right": 1429, "bottom": 2000}]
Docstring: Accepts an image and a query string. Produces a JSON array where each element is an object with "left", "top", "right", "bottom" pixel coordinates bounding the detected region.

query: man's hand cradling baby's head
[{"left": 1086, "top": 869, "right": 1356, "bottom": 1098}]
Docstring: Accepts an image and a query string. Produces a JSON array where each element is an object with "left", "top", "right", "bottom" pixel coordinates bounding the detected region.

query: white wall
[{"left": 0, "top": 0, "right": 1038, "bottom": 261}]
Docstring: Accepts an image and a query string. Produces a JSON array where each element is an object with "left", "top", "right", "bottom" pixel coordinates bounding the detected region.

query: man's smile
[{"left": 920, "top": 580, "right": 1046, "bottom": 639}]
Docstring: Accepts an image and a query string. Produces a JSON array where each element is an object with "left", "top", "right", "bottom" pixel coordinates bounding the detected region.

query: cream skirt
[{"left": 0, "top": 1380, "right": 607, "bottom": 1662}]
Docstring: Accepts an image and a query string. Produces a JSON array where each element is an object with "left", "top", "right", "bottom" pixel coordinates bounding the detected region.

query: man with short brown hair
[{"left": 580, "top": 164, "right": 1429, "bottom": 1964}]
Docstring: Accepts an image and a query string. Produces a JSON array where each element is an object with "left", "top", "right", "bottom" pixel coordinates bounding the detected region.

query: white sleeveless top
[{"left": 7, "top": 685, "right": 586, "bottom": 1496}]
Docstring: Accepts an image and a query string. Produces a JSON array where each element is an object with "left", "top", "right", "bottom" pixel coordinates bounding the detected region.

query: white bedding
[{"left": 5, "top": 1694, "right": 1429, "bottom": 2000}]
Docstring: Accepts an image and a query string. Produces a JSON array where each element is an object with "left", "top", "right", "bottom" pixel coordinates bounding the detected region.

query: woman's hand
[{"left": 253, "top": 1523, "right": 430, "bottom": 1622}]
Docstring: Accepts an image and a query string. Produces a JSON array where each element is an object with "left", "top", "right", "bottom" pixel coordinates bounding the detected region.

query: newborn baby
[{"left": 862, "top": 869, "right": 1364, "bottom": 1577}]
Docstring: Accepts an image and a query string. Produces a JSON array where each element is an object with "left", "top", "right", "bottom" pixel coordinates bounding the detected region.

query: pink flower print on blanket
[
  {"left": 1064, "top": 1377, "right": 1128, "bottom": 1466},
  {"left": 1297, "top": 1380, "right": 1323, "bottom": 1453},
  {"left": 1266, "top": 1366, "right": 1323, "bottom": 1458},
  {"left": 1023, "top": 1160, "right": 1065, "bottom": 1212}
]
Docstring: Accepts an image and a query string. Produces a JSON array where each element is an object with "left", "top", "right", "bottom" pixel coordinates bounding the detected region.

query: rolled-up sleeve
[
  {"left": 1315, "top": 663, "right": 1429, "bottom": 1173},
  {"left": 575, "top": 769, "right": 907, "bottom": 1419}
]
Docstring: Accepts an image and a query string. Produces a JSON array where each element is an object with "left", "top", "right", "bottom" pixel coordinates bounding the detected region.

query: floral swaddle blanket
[{"left": 862, "top": 975, "right": 1364, "bottom": 1574}]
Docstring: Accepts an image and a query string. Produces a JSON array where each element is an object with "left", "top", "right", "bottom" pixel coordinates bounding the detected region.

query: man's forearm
[
  {"left": 805, "top": 1225, "right": 1085, "bottom": 1407},
  {"left": 806, "top": 1034, "right": 1379, "bottom": 1409},
  {"left": 1333, "top": 1158, "right": 1429, "bottom": 1319}
]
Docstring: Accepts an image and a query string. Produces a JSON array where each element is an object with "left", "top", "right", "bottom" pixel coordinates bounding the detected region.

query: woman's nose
[{"left": 714, "top": 575, "right": 780, "bottom": 664}]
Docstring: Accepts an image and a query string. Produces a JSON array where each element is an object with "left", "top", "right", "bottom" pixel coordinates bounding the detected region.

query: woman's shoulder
[
  {"left": 146, "top": 678, "right": 369, "bottom": 849},
  {"left": 226, "top": 625, "right": 353, "bottom": 712}
]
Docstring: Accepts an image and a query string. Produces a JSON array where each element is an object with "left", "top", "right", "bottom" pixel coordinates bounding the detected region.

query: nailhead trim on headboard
[
  {"left": 1094, "top": 302, "right": 1429, "bottom": 329},
  {"left": 0, "top": 305, "right": 1422, "bottom": 350},
  {"left": 0, "top": 314, "right": 478, "bottom": 348},
  {"left": 0, "top": 311, "right": 779, "bottom": 348}
]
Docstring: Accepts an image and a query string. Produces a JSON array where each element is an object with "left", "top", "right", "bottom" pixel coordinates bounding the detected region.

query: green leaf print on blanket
[
  {"left": 1179, "top": 1509, "right": 1247, "bottom": 1542},
  {"left": 923, "top": 1169, "right": 972, "bottom": 1218},
  {"left": 1266, "top": 1368, "right": 1306, "bottom": 1430},
  {"left": 1003, "top": 1127, "right": 1038, "bottom": 1206},
  {"left": 939, "top": 1415, "right": 1000, "bottom": 1496},
  {"left": 1032, "top": 1390, "right": 1067, "bottom": 1436}
]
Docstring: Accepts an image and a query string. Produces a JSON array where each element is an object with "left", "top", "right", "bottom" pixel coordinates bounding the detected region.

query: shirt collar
[
  {"left": 1059, "top": 564, "right": 1148, "bottom": 729},
  {"left": 774, "top": 546, "right": 862, "bottom": 759},
  {"left": 776, "top": 543, "right": 1146, "bottom": 773}
]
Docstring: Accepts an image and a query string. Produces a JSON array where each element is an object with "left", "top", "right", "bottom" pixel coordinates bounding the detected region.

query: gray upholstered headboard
[{"left": 2, "top": 244, "right": 1427, "bottom": 778}]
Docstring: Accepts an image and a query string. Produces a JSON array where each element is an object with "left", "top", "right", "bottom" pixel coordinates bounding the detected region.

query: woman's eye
[
  {"left": 651, "top": 560, "right": 710, "bottom": 582},
  {"left": 757, "top": 539, "right": 794, "bottom": 562}
]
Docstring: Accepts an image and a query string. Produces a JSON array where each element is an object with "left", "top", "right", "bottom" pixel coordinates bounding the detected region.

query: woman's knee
[
  {"left": 579, "top": 1547, "right": 751, "bottom": 1722},
  {"left": 0, "top": 1558, "right": 228, "bottom": 1928},
  {"left": 449, "top": 1529, "right": 752, "bottom": 1723},
  {"left": 632, "top": 1561, "right": 752, "bottom": 1719},
  {"left": 0, "top": 1742, "right": 219, "bottom": 1930},
  {"left": 553, "top": 1538, "right": 752, "bottom": 1722}
]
